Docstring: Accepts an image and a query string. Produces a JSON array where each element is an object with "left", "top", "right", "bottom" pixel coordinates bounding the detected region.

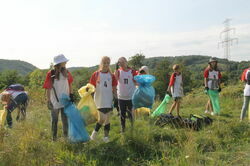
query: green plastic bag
[
  {"left": 151, "top": 94, "right": 171, "bottom": 117},
  {"left": 208, "top": 90, "right": 220, "bottom": 114}
]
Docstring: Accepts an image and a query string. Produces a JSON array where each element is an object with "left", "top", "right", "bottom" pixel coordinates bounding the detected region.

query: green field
[{"left": 0, "top": 85, "right": 250, "bottom": 166}]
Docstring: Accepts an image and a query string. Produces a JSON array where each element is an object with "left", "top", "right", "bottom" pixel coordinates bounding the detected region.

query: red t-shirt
[
  {"left": 241, "top": 68, "right": 250, "bottom": 82},
  {"left": 89, "top": 71, "right": 117, "bottom": 87},
  {"left": 43, "top": 70, "right": 73, "bottom": 89}
]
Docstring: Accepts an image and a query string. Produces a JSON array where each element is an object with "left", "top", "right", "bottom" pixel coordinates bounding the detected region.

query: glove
[
  {"left": 70, "top": 93, "right": 75, "bottom": 103},
  {"left": 47, "top": 101, "right": 53, "bottom": 110},
  {"left": 218, "top": 87, "right": 221, "bottom": 92},
  {"left": 204, "top": 87, "right": 209, "bottom": 94}
]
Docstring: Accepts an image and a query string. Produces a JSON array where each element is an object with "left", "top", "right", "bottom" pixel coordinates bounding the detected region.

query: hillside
[
  {"left": 0, "top": 59, "right": 37, "bottom": 75},
  {"left": 0, "top": 84, "right": 249, "bottom": 165}
]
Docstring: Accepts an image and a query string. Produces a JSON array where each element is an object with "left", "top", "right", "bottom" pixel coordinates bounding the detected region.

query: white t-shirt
[
  {"left": 51, "top": 73, "right": 70, "bottom": 109},
  {"left": 171, "top": 74, "right": 184, "bottom": 98},
  {"left": 94, "top": 72, "right": 114, "bottom": 109},
  {"left": 117, "top": 69, "right": 136, "bottom": 100},
  {"left": 207, "top": 70, "right": 221, "bottom": 90}
]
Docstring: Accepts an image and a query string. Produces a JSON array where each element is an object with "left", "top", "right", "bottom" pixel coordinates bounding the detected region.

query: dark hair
[
  {"left": 207, "top": 62, "right": 218, "bottom": 71},
  {"left": 54, "top": 64, "right": 68, "bottom": 80}
]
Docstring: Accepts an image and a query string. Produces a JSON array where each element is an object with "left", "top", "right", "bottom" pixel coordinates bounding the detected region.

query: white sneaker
[
  {"left": 211, "top": 112, "right": 215, "bottom": 116},
  {"left": 204, "top": 110, "right": 209, "bottom": 114},
  {"left": 90, "top": 131, "right": 98, "bottom": 140},
  {"left": 103, "top": 137, "right": 109, "bottom": 143}
]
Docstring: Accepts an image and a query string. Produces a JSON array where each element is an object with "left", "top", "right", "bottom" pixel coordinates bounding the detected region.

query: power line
[{"left": 218, "top": 19, "right": 238, "bottom": 60}]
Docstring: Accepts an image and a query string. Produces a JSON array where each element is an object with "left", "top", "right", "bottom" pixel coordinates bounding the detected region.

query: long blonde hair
[
  {"left": 99, "top": 56, "right": 112, "bottom": 73},
  {"left": 97, "top": 56, "right": 112, "bottom": 84}
]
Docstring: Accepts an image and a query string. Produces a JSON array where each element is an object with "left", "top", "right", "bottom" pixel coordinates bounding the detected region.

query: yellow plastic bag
[
  {"left": 77, "top": 83, "right": 98, "bottom": 125},
  {"left": 0, "top": 107, "right": 7, "bottom": 127},
  {"left": 135, "top": 107, "right": 150, "bottom": 118}
]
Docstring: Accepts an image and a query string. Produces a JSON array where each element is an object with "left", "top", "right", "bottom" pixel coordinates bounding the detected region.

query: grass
[{"left": 0, "top": 84, "right": 250, "bottom": 166}]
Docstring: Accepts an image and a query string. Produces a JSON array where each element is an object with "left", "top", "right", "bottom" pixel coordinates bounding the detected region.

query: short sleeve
[
  {"left": 43, "top": 71, "right": 52, "bottom": 89},
  {"left": 218, "top": 71, "right": 222, "bottom": 79},
  {"left": 132, "top": 69, "right": 138, "bottom": 76},
  {"left": 169, "top": 73, "right": 175, "bottom": 86},
  {"left": 68, "top": 72, "right": 74, "bottom": 84},
  {"left": 111, "top": 74, "right": 118, "bottom": 87},
  {"left": 89, "top": 71, "right": 98, "bottom": 87},
  {"left": 204, "top": 68, "right": 209, "bottom": 78},
  {"left": 241, "top": 69, "right": 247, "bottom": 81}
]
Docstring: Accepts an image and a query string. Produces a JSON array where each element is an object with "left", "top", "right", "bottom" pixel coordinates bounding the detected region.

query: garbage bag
[
  {"left": 208, "top": 90, "right": 220, "bottom": 114},
  {"left": 135, "top": 107, "right": 150, "bottom": 118},
  {"left": 77, "top": 83, "right": 98, "bottom": 124},
  {"left": 151, "top": 94, "right": 171, "bottom": 117},
  {"left": 60, "top": 94, "right": 89, "bottom": 143},
  {"left": 0, "top": 107, "right": 7, "bottom": 127},
  {"left": 132, "top": 75, "right": 156, "bottom": 109}
]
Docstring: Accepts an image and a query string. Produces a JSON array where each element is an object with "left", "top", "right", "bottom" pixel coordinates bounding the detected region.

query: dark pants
[
  {"left": 51, "top": 108, "right": 68, "bottom": 140},
  {"left": 118, "top": 99, "right": 133, "bottom": 130},
  {"left": 6, "top": 93, "right": 28, "bottom": 127}
]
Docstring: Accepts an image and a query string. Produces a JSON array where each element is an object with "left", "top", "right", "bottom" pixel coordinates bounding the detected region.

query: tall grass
[{"left": 0, "top": 85, "right": 250, "bottom": 166}]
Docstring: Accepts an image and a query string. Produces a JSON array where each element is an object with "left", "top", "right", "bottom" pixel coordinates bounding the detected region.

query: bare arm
[
  {"left": 46, "top": 89, "right": 51, "bottom": 101},
  {"left": 204, "top": 78, "right": 208, "bottom": 87},
  {"left": 69, "top": 83, "right": 73, "bottom": 94}
]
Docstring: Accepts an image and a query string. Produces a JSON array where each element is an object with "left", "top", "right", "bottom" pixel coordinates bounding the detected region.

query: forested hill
[{"left": 0, "top": 59, "right": 37, "bottom": 75}]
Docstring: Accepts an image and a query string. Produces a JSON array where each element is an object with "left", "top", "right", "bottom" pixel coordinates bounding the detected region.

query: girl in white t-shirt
[
  {"left": 89, "top": 56, "right": 117, "bottom": 142},
  {"left": 167, "top": 64, "right": 184, "bottom": 117},
  {"left": 204, "top": 57, "right": 222, "bottom": 115},
  {"left": 115, "top": 57, "right": 137, "bottom": 133},
  {"left": 43, "top": 54, "right": 74, "bottom": 141},
  {"left": 240, "top": 67, "right": 250, "bottom": 121}
]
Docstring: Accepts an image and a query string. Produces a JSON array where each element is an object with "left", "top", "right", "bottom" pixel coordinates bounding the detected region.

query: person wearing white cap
[
  {"left": 139, "top": 66, "right": 149, "bottom": 75},
  {"left": 204, "top": 57, "right": 222, "bottom": 115},
  {"left": 43, "top": 54, "right": 74, "bottom": 141}
]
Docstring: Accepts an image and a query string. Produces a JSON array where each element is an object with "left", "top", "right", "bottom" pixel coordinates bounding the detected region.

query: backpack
[
  {"left": 6, "top": 84, "right": 25, "bottom": 91},
  {"left": 247, "top": 70, "right": 250, "bottom": 85},
  {"left": 187, "top": 114, "right": 213, "bottom": 131}
]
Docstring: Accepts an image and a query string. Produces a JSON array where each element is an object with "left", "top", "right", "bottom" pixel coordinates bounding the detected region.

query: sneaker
[
  {"left": 90, "top": 130, "right": 98, "bottom": 140},
  {"left": 103, "top": 137, "right": 109, "bottom": 143},
  {"left": 211, "top": 112, "right": 215, "bottom": 116},
  {"left": 204, "top": 110, "right": 209, "bottom": 114}
]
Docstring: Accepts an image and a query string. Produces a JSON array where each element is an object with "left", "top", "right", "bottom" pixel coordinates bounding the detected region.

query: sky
[{"left": 0, "top": 0, "right": 249, "bottom": 69}]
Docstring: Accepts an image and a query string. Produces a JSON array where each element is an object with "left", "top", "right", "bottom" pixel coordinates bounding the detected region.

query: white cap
[
  {"left": 53, "top": 54, "right": 69, "bottom": 66},
  {"left": 139, "top": 66, "right": 149, "bottom": 74}
]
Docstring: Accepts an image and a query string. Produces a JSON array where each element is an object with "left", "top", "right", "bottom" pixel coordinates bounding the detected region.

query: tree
[
  {"left": 128, "top": 53, "right": 145, "bottom": 70},
  {"left": 29, "top": 69, "right": 48, "bottom": 89},
  {"left": 0, "top": 70, "right": 23, "bottom": 89},
  {"left": 152, "top": 58, "right": 171, "bottom": 99}
]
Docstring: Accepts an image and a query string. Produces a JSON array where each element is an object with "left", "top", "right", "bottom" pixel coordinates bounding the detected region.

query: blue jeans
[
  {"left": 6, "top": 93, "right": 28, "bottom": 127},
  {"left": 240, "top": 96, "right": 250, "bottom": 120}
]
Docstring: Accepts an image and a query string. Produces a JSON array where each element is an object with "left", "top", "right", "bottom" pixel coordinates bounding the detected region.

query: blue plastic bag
[
  {"left": 132, "top": 75, "right": 156, "bottom": 109},
  {"left": 60, "top": 94, "right": 90, "bottom": 143}
]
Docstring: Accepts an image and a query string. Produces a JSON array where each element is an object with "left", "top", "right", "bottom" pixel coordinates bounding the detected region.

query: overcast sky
[{"left": 0, "top": 0, "right": 249, "bottom": 69}]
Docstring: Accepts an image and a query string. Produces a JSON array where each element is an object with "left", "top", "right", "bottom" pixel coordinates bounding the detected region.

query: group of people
[{"left": 0, "top": 54, "right": 249, "bottom": 143}]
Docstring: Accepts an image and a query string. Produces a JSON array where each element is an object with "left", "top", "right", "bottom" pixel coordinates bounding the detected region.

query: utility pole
[{"left": 218, "top": 19, "right": 238, "bottom": 60}]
